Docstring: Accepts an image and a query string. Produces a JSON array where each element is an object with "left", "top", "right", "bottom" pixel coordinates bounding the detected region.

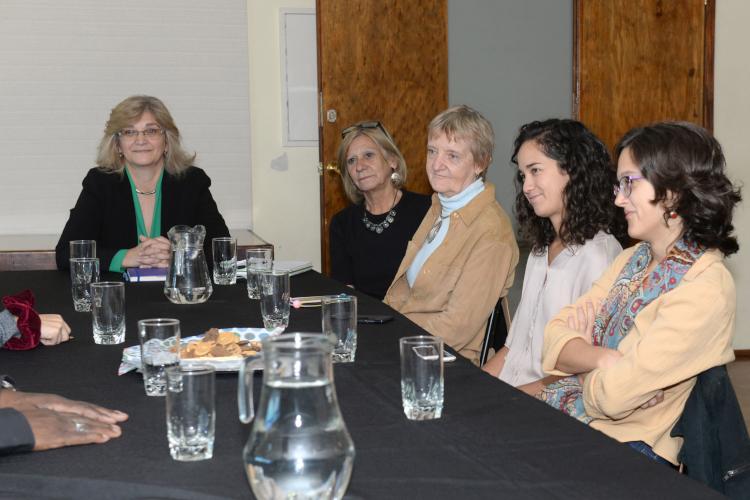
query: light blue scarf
[{"left": 406, "top": 179, "right": 484, "bottom": 286}]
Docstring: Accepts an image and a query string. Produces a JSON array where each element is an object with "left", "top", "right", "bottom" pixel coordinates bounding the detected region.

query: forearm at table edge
[{"left": 582, "top": 267, "right": 737, "bottom": 420}]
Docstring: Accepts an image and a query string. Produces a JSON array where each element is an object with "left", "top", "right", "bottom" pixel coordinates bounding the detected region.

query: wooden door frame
[{"left": 572, "top": 0, "right": 715, "bottom": 132}]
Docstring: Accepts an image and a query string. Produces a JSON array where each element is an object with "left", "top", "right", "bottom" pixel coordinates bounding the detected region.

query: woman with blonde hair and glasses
[
  {"left": 330, "top": 121, "right": 431, "bottom": 300},
  {"left": 55, "top": 95, "right": 229, "bottom": 272},
  {"left": 385, "top": 105, "right": 519, "bottom": 365}
]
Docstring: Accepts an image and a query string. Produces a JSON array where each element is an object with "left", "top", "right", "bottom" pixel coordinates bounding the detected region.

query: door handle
[{"left": 324, "top": 162, "right": 340, "bottom": 175}]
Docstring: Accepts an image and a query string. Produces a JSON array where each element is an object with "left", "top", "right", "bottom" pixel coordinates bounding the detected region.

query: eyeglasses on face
[
  {"left": 117, "top": 128, "right": 164, "bottom": 141},
  {"left": 340, "top": 121, "right": 392, "bottom": 141},
  {"left": 613, "top": 175, "right": 645, "bottom": 198}
]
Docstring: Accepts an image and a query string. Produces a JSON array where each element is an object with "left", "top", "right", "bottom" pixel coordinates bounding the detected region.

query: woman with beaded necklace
[{"left": 329, "top": 121, "right": 431, "bottom": 300}]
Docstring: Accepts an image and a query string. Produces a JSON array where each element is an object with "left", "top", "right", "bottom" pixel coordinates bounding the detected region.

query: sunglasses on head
[{"left": 340, "top": 121, "right": 393, "bottom": 141}]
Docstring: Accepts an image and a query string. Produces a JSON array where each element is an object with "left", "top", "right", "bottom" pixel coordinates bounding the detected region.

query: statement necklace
[
  {"left": 426, "top": 214, "right": 450, "bottom": 243},
  {"left": 135, "top": 187, "right": 157, "bottom": 196},
  {"left": 362, "top": 190, "right": 399, "bottom": 234}
]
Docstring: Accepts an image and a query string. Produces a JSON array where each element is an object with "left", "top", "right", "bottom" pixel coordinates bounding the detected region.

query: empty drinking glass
[
  {"left": 322, "top": 295, "right": 357, "bottom": 363},
  {"left": 259, "top": 270, "right": 290, "bottom": 332},
  {"left": 91, "top": 281, "right": 126, "bottom": 345},
  {"left": 139, "top": 318, "right": 181, "bottom": 396},
  {"left": 70, "top": 257, "right": 99, "bottom": 312},
  {"left": 246, "top": 248, "right": 273, "bottom": 299},
  {"left": 166, "top": 365, "right": 216, "bottom": 461},
  {"left": 212, "top": 237, "right": 237, "bottom": 285},
  {"left": 69, "top": 239, "right": 96, "bottom": 259},
  {"left": 399, "top": 336, "right": 444, "bottom": 420}
]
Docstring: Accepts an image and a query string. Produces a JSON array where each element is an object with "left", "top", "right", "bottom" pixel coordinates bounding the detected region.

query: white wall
[
  {"left": 715, "top": 0, "right": 750, "bottom": 349},
  {"left": 0, "top": 0, "right": 252, "bottom": 233},
  {"left": 247, "top": 0, "right": 321, "bottom": 270}
]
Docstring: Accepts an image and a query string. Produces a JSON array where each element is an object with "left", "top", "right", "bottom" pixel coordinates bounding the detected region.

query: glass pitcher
[
  {"left": 238, "top": 333, "right": 355, "bottom": 500},
  {"left": 164, "top": 225, "right": 212, "bottom": 304}
]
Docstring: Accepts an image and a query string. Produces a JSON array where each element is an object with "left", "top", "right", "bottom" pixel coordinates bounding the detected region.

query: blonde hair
[
  {"left": 96, "top": 95, "right": 195, "bottom": 175},
  {"left": 337, "top": 122, "right": 407, "bottom": 204},
  {"left": 428, "top": 105, "right": 494, "bottom": 179}
]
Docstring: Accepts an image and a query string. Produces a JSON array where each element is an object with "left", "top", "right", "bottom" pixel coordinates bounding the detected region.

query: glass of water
[
  {"left": 69, "top": 239, "right": 96, "bottom": 259},
  {"left": 322, "top": 294, "right": 357, "bottom": 363},
  {"left": 166, "top": 364, "right": 215, "bottom": 461},
  {"left": 90, "top": 281, "right": 125, "bottom": 345},
  {"left": 399, "top": 336, "right": 444, "bottom": 420},
  {"left": 259, "top": 269, "right": 290, "bottom": 332},
  {"left": 138, "top": 318, "right": 181, "bottom": 396},
  {"left": 70, "top": 257, "right": 99, "bottom": 312},
  {"left": 212, "top": 237, "right": 237, "bottom": 285},
  {"left": 245, "top": 248, "right": 273, "bottom": 299}
]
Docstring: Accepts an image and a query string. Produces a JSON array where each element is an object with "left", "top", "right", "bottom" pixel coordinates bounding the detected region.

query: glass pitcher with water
[
  {"left": 164, "top": 225, "right": 212, "bottom": 304},
  {"left": 238, "top": 333, "right": 355, "bottom": 499}
]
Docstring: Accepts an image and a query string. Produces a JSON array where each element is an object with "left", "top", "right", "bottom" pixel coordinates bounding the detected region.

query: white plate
[{"left": 121, "top": 327, "right": 272, "bottom": 373}]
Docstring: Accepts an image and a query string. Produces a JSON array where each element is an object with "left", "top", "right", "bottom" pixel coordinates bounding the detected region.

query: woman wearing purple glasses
[{"left": 540, "top": 122, "right": 741, "bottom": 466}]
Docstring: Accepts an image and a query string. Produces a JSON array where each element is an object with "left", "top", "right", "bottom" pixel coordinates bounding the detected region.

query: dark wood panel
[
  {"left": 317, "top": 0, "right": 447, "bottom": 274},
  {"left": 574, "top": 0, "right": 713, "bottom": 152}
]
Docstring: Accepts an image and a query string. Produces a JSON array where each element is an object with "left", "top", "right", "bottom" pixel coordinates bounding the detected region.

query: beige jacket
[
  {"left": 543, "top": 246, "right": 736, "bottom": 464},
  {"left": 384, "top": 183, "right": 519, "bottom": 365}
]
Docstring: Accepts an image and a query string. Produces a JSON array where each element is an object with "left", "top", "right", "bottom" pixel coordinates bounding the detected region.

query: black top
[
  {"left": 55, "top": 167, "right": 230, "bottom": 271},
  {"left": 330, "top": 190, "right": 431, "bottom": 300},
  {"left": 0, "top": 270, "right": 722, "bottom": 499}
]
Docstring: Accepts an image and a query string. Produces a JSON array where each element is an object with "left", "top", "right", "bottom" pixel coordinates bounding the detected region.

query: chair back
[
  {"left": 671, "top": 365, "right": 750, "bottom": 498},
  {"left": 479, "top": 296, "right": 511, "bottom": 366}
]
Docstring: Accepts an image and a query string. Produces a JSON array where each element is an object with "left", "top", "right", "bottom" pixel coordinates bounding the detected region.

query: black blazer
[{"left": 55, "top": 167, "right": 230, "bottom": 271}]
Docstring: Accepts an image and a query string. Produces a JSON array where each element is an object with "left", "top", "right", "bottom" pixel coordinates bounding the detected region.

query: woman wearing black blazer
[{"left": 56, "top": 96, "right": 229, "bottom": 272}]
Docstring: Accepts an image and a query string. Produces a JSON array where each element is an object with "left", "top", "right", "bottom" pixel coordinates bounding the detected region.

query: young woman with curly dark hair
[
  {"left": 483, "top": 119, "right": 625, "bottom": 393},
  {"left": 540, "top": 122, "right": 741, "bottom": 466}
]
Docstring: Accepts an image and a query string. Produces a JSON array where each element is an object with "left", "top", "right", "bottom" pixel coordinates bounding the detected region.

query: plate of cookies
[{"left": 119, "top": 327, "right": 273, "bottom": 374}]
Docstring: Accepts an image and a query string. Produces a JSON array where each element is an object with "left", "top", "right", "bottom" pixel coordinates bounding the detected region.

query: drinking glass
[
  {"left": 138, "top": 318, "right": 181, "bottom": 396},
  {"left": 166, "top": 365, "right": 215, "bottom": 461},
  {"left": 69, "top": 239, "right": 96, "bottom": 259},
  {"left": 259, "top": 270, "right": 290, "bottom": 332},
  {"left": 245, "top": 248, "right": 273, "bottom": 299},
  {"left": 69, "top": 257, "right": 99, "bottom": 312},
  {"left": 212, "top": 237, "right": 237, "bottom": 285},
  {"left": 399, "top": 336, "right": 444, "bottom": 420},
  {"left": 322, "top": 295, "right": 357, "bottom": 363},
  {"left": 90, "top": 282, "right": 125, "bottom": 345}
]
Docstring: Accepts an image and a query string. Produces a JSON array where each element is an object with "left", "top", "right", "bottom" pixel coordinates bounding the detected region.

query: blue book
[{"left": 124, "top": 267, "right": 167, "bottom": 282}]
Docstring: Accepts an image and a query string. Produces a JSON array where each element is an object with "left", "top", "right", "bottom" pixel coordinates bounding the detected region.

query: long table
[{"left": 0, "top": 270, "right": 721, "bottom": 499}]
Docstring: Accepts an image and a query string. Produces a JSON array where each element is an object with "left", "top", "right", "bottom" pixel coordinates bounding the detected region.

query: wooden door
[
  {"left": 574, "top": 0, "right": 714, "bottom": 152},
  {"left": 317, "top": 0, "right": 447, "bottom": 274}
]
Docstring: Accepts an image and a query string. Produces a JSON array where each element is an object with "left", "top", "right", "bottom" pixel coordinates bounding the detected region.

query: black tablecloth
[{"left": 0, "top": 270, "right": 721, "bottom": 499}]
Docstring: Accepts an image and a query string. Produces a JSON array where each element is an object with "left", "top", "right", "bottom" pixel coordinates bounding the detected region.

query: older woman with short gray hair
[{"left": 385, "top": 105, "right": 519, "bottom": 365}]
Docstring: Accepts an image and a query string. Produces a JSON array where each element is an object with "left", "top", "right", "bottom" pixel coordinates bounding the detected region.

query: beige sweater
[
  {"left": 542, "top": 246, "right": 736, "bottom": 464},
  {"left": 384, "top": 183, "right": 519, "bottom": 365}
]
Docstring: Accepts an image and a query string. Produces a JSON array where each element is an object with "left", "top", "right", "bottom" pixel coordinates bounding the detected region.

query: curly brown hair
[
  {"left": 615, "top": 121, "right": 742, "bottom": 255},
  {"left": 512, "top": 119, "right": 627, "bottom": 254}
]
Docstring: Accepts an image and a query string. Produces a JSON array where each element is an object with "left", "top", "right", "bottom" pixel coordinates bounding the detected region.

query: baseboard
[{"left": 735, "top": 350, "right": 750, "bottom": 359}]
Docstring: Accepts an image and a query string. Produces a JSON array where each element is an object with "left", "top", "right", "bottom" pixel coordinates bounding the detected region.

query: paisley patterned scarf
[{"left": 537, "top": 237, "right": 705, "bottom": 423}]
